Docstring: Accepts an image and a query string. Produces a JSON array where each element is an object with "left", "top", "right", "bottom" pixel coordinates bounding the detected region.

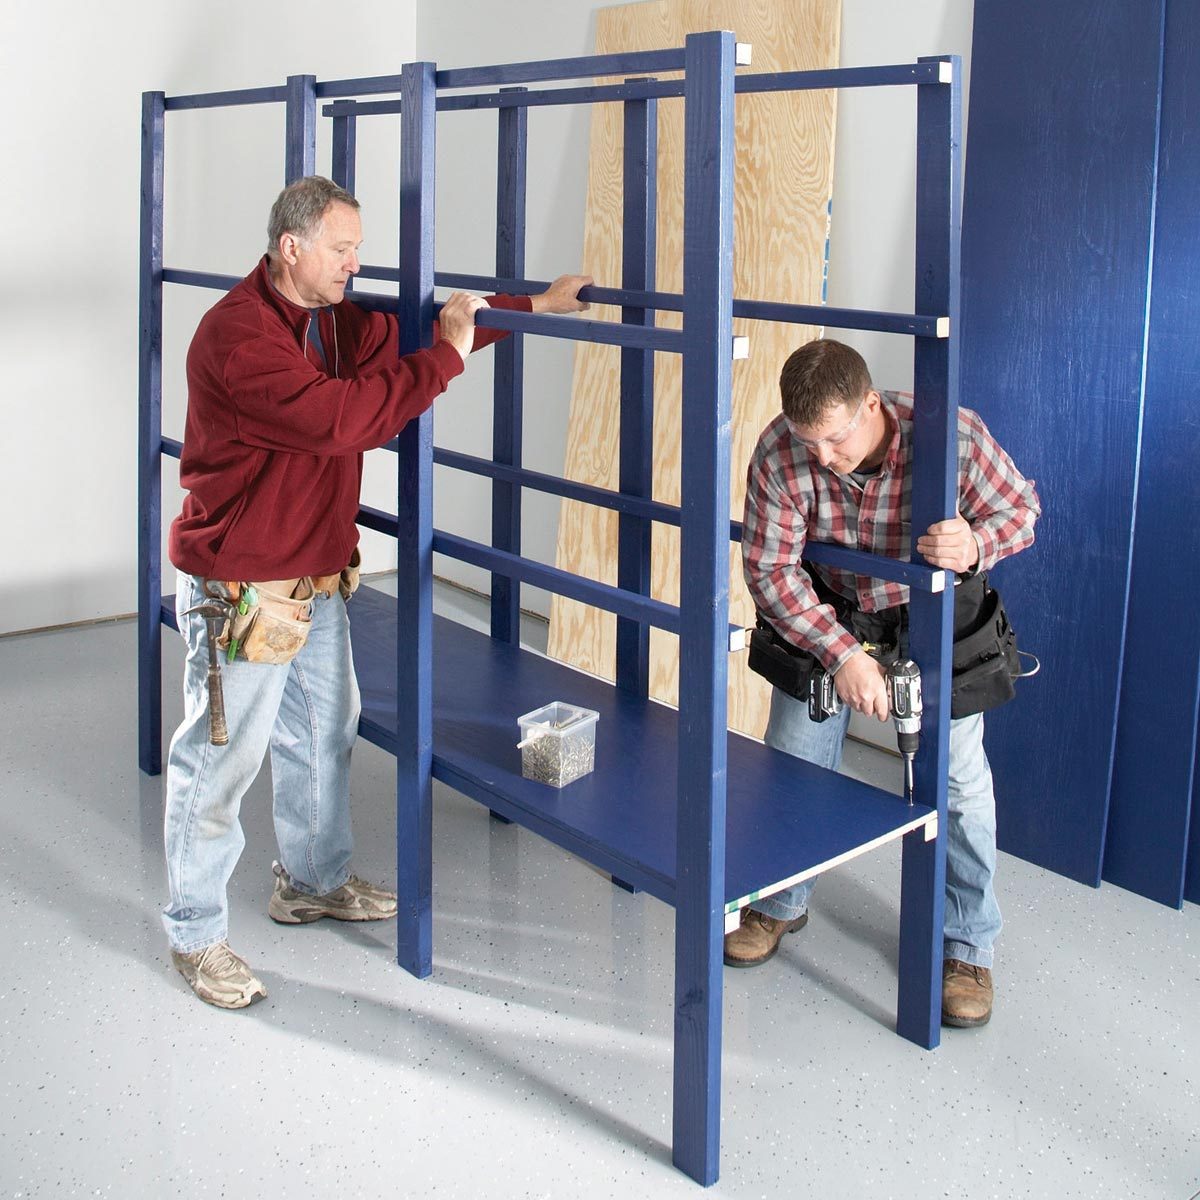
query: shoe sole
[
  {"left": 941, "top": 1009, "right": 991, "bottom": 1028},
  {"left": 269, "top": 900, "right": 396, "bottom": 925},
  {"left": 195, "top": 984, "right": 268, "bottom": 1010},
  {"left": 173, "top": 966, "right": 268, "bottom": 1010},
  {"left": 723, "top": 913, "right": 808, "bottom": 968}
]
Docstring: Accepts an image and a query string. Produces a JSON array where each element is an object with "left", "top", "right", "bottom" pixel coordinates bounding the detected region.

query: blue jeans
[
  {"left": 753, "top": 687, "right": 1002, "bottom": 969},
  {"left": 162, "top": 572, "right": 361, "bottom": 953}
]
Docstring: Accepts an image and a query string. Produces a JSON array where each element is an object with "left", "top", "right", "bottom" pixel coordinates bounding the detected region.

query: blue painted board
[
  {"left": 1104, "top": 0, "right": 1200, "bottom": 908},
  {"left": 346, "top": 586, "right": 933, "bottom": 911},
  {"left": 138, "top": 91, "right": 165, "bottom": 778},
  {"left": 960, "top": 0, "right": 1164, "bottom": 885}
]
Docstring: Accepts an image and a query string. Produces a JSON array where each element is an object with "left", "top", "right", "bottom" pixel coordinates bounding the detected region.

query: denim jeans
[
  {"left": 162, "top": 572, "right": 361, "bottom": 953},
  {"left": 752, "top": 686, "right": 1002, "bottom": 969}
]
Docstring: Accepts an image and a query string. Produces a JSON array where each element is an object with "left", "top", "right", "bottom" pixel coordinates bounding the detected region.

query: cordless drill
[{"left": 886, "top": 658, "right": 922, "bottom": 804}]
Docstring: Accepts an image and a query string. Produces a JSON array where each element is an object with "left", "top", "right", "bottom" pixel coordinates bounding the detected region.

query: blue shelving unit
[{"left": 140, "top": 38, "right": 962, "bottom": 1186}]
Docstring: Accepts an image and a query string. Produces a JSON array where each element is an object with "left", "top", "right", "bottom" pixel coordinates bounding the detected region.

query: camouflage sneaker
[
  {"left": 268, "top": 860, "right": 398, "bottom": 924},
  {"left": 171, "top": 941, "right": 267, "bottom": 1010}
]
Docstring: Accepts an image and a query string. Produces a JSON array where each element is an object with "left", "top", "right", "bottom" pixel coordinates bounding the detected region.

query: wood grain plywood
[{"left": 546, "top": 0, "right": 841, "bottom": 738}]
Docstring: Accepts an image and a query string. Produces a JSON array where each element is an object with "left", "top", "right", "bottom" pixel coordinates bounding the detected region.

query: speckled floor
[{"left": 1, "top": 581, "right": 1197, "bottom": 1199}]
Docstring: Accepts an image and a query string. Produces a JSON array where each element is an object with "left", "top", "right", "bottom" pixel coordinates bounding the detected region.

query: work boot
[
  {"left": 723, "top": 908, "right": 808, "bottom": 967},
  {"left": 268, "top": 860, "right": 398, "bottom": 924},
  {"left": 941, "top": 958, "right": 994, "bottom": 1027},
  {"left": 171, "top": 941, "right": 267, "bottom": 1010}
]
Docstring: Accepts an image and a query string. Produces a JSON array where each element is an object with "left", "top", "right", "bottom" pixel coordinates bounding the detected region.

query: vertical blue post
[
  {"left": 285, "top": 74, "right": 317, "bottom": 183},
  {"left": 490, "top": 88, "right": 528, "bottom": 644},
  {"left": 138, "top": 90, "right": 165, "bottom": 777},
  {"left": 331, "top": 104, "right": 358, "bottom": 295},
  {"left": 673, "top": 30, "right": 734, "bottom": 1187},
  {"left": 396, "top": 60, "right": 437, "bottom": 979},
  {"left": 615, "top": 83, "right": 658, "bottom": 697},
  {"left": 897, "top": 55, "right": 961, "bottom": 1049},
  {"left": 331, "top": 105, "right": 358, "bottom": 194}
]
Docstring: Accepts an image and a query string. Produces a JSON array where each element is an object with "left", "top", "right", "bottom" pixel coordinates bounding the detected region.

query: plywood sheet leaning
[{"left": 547, "top": 0, "right": 841, "bottom": 738}]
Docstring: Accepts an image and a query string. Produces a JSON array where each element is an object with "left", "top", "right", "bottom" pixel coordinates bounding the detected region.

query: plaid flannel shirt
[{"left": 742, "top": 391, "right": 1041, "bottom": 673}]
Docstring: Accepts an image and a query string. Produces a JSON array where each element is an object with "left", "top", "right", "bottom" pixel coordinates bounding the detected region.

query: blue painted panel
[
  {"left": 284, "top": 75, "right": 317, "bottom": 183},
  {"left": 395, "top": 60, "right": 438, "bottom": 980},
  {"left": 673, "top": 31, "right": 736, "bottom": 1188},
  {"left": 615, "top": 89, "right": 657, "bottom": 695},
  {"left": 490, "top": 90, "right": 527, "bottom": 644},
  {"left": 897, "top": 57, "right": 960, "bottom": 1052},
  {"left": 347, "top": 587, "right": 934, "bottom": 911},
  {"left": 1105, "top": 0, "right": 1200, "bottom": 908},
  {"left": 960, "top": 0, "right": 1164, "bottom": 885},
  {"left": 1189, "top": 716, "right": 1200, "bottom": 904},
  {"left": 137, "top": 91, "right": 165, "bottom": 778}
]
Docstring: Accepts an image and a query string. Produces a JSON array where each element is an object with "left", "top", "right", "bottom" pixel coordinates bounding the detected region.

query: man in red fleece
[{"left": 163, "top": 175, "right": 591, "bottom": 1009}]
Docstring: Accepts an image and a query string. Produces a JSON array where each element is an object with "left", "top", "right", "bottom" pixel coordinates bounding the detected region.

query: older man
[
  {"left": 163, "top": 175, "right": 590, "bottom": 1009},
  {"left": 732, "top": 338, "right": 1040, "bottom": 1027}
]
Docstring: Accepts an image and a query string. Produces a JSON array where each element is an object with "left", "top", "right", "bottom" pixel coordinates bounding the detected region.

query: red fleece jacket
[{"left": 168, "top": 257, "right": 529, "bottom": 581}]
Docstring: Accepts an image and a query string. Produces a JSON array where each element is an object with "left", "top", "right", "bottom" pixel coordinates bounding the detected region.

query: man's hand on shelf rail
[
  {"left": 439, "top": 291, "right": 488, "bottom": 362},
  {"left": 531, "top": 274, "right": 593, "bottom": 315}
]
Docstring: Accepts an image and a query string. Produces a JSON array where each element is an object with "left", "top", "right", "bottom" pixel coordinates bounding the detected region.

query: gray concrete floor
[{"left": 1, "top": 580, "right": 1197, "bottom": 1199}]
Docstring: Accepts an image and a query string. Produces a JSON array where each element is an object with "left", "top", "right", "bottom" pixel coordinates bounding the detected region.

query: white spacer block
[
  {"left": 925, "top": 814, "right": 939, "bottom": 842},
  {"left": 735, "top": 42, "right": 753, "bottom": 66},
  {"left": 732, "top": 335, "right": 750, "bottom": 360},
  {"left": 930, "top": 570, "right": 949, "bottom": 594},
  {"left": 939, "top": 61, "right": 953, "bottom": 84},
  {"left": 728, "top": 627, "right": 750, "bottom": 653},
  {"left": 936, "top": 316, "right": 951, "bottom": 338}
]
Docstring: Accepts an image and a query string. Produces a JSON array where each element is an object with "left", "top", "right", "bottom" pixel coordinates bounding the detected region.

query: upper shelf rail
[
  {"left": 166, "top": 58, "right": 949, "bottom": 112},
  {"left": 161, "top": 269, "right": 946, "bottom": 338}
]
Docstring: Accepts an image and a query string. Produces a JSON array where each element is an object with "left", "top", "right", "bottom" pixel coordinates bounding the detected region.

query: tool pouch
[
  {"left": 339, "top": 547, "right": 361, "bottom": 602},
  {"left": 237, "top": 578, "right": 315, "bottom": 665},
  {"left": 747, "top": 613, "right": 819, "bottom": 702},
  {"left": 949, "top": 573, "right": 1021, "bottom": 719}
]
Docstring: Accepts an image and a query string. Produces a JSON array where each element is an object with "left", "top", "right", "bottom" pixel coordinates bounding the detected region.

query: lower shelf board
[{"left": 348, "top": 586, "right": 936, "bottom": 918}]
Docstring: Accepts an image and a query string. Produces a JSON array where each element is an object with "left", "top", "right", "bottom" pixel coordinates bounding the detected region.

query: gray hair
[{"left": 266, "top": 176, "right": 359, "bottom": 257}]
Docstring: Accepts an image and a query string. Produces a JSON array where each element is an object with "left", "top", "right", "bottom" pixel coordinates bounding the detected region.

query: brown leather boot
[
  {"left": 942, "top": 958, "right": 993, "bottom": 1027},
  {"left": 723, "top": 908, "right": 808, "bottom": 967}
]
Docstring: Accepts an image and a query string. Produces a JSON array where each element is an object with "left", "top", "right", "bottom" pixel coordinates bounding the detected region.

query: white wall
[
  {"left": 0, "top": 0, "right": 419, "bottom": 635},
  {"left": 0, "top": 0, "right": 971, "bottom": 635}
]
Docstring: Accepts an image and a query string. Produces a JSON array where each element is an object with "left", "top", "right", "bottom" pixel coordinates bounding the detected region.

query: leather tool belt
[
  {"left": 748, "top": 568, "right": 1030, "bottom": 720},
  {"left": 208, "top": 548, "right": 362, "bottom": 667}
]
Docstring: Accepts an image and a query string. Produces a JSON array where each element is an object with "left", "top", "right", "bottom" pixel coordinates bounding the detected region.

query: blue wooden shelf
[
  {"left": 346, "top": 585, "right": 935, "bottom": 921},
  {"left": 141, "top": 40, "right": 961, "bottom": 1185}
]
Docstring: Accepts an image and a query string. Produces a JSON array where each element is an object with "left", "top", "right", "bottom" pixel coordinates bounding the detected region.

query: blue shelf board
[{"left": 346, "top": 585, "right": 935, "bottom": 913}]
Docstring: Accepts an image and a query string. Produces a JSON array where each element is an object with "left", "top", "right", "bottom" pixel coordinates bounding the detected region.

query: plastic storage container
[{"left": 516, "top": 702, "right": 599, "bottom": 787}]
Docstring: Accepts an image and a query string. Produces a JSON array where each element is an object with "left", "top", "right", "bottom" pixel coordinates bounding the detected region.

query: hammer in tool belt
[{"left": 183, "top": 596, "right": 238, "bottom": 746}]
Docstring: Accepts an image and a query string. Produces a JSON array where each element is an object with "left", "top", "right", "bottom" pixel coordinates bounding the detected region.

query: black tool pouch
[
  {"left": 950, "top": 573, "right": 1021, "bottom": 718},
  {"left": 747, "top": 614, "right": 818, "bottom": 702}
]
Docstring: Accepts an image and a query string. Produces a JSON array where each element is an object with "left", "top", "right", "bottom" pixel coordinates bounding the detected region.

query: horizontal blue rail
[
  {"left": 161, "top": 439, "right": 945, "bottom": 594},
  {"left": 167, "top": 59, "right": 948, "bottom": 115},
  {"left": 434, "top": 48, "right": 686, "bottom": 90},
  {"left": 323, "top": 61, "right": 947, "bottom": 118},
  {"left": 161, "top": 267, "right": 945, "bottom": 337},
  {"left": 164, "top": 86, "right": 287, "bottom": 111}
]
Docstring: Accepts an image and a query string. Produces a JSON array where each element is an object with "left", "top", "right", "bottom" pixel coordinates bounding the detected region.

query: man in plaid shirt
[{"left": 730, "top": 338, "right": 1040, "bottom": 1028}]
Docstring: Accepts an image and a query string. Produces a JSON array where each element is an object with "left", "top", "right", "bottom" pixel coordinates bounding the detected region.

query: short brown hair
[{"left": 779, "top": 339, "right": 872, "bottom": 427}]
